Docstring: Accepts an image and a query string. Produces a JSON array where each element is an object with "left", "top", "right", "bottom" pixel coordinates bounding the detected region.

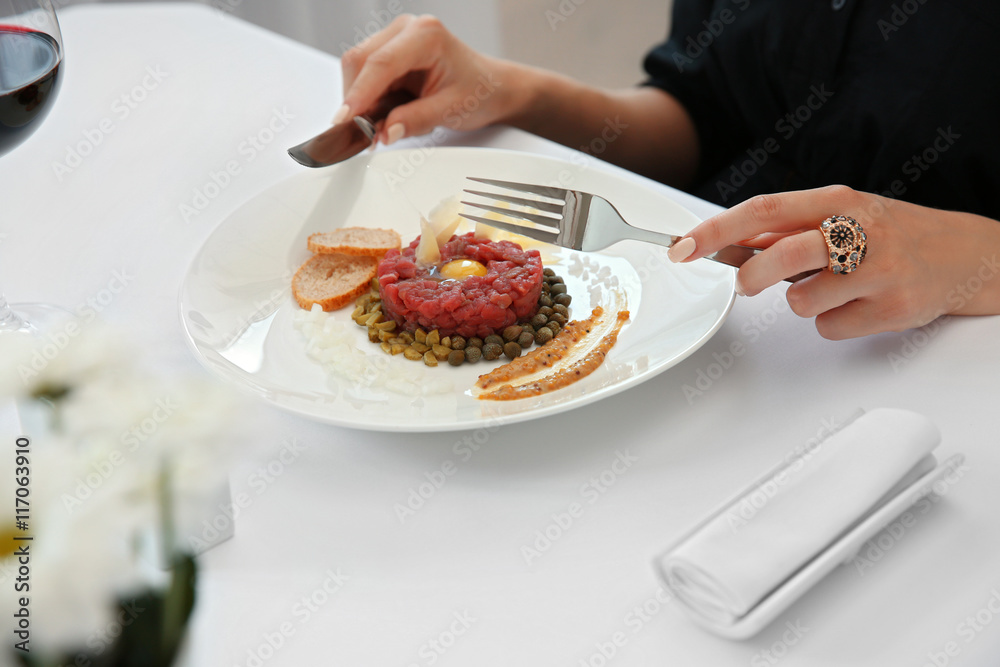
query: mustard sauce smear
[{"left": 475, "top": 306, "right": 631, "bottom": 401}]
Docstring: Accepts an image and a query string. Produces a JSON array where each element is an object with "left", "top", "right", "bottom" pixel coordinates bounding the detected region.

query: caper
[
  {"left": 518, "top": 331, "right": 534, "bottom": 348},
  {"left": 548, "top": 275, "right": 564, "bottom": 285},
  {"left": 543, "top": 267, "right": 555, "bottom": 277},
  {"left": 538, "top": 306, "right": 554, "bottom": 316},
  {"left": 503, "top": 341, "right": 522, "bottom": 360},
  {"left": 534, "top": 327, "right": 554, "bottom": 345},
  {"left": 467, "top": 337, "right": 483, "bottom": 349},
  {"left": 546, "top": 321, "right": 562, "bottom": 336},
  {"left": 423, "top": 350, "right": 438, "bottom": 367},
  {"left": 482, "top": 342, "right": 503, "bottom": 361},
  {"left": 554, "top": 293, "right": 572, "bottom": 306},
  {"left": 553, "top": 304, "right": 569, "bottom": 317},
  {"left": 451, "top": 335, "right": 467, "bottom": 350},
  {"left": 549, "top": 313, "right": 568, "bottom": 326},
  {"left": 520, "top": 323, "right": 535, "bottom": 335},
  {"left": 539, "top": 295, "right": 553, "bottom": 308},
  {"left": 426, "top": 329, "right": 441, "bottom": 346},
  {"left": 447, "top": 350, "right": 466, "bottom": 366},
  {"left": 464, "top": 346, "right": 482, "bottom": 363},
  {"left": 403, "top": 347, "right": 423, "bottom": 361},
  {"left": 550, "top": 283, "right": 568, "bottom": 295},
  {"left": 484, "top": 334, "right": 503, "bottom": 347},
  {"left": 502, "top": 325, "right": 523, "bottom": 342},
  {"left": 530, "top": 313, "right": 549, "bottom": 329}
]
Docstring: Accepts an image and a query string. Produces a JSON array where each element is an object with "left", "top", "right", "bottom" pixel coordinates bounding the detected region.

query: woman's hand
[
  {"left": 668, "top": 185, "right": 1000, "bottom": 339},
  {"left": 337, "top": 14, "right": 520, "bottom": 145},
  {"left": 335, "top": 14, "right": 700, "bottom": 185}
]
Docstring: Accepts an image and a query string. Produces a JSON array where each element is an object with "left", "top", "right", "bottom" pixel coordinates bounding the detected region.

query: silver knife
[{"left": 287, "top": 89, "right": 416, "bottom": 168}]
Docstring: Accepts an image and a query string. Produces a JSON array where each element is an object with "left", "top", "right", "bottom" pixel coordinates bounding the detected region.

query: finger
[
  {"left": 737, "top": 231, "right": 799, "bottom": 249},
  {"left": 735, "top": 230, "right": 829, "bottom": 296},
  {"left": 378, "top": 93, "right": 455, "bottom": 144},
  {"left": 814, "top": 299, "right": 890, "bottom": 340},
  {"left": 340, "top": 15, "right": 413, "bottom": 98},
  {"left": 342, "top": 15, "right": 445, "bottom": 121},
  {"left": 676, "top": 185, "right": 864, "bottom": 262},
  {"left": 784, "top": 269, "right": 871, "bottom": 318}
]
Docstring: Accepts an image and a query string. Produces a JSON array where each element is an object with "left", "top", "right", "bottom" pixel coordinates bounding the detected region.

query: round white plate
[{"left": 179, "top": 147, "right": 734, "bottom": 432}]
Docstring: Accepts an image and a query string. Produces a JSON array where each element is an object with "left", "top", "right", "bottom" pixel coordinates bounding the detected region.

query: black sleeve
[{"left": 642, "top": 0, "right": 752, "bottom": 183}]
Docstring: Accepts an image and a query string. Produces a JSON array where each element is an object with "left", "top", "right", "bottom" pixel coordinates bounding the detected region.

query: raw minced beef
[{"left": 377, "top": 232, "right": 543, "bottom": 338}]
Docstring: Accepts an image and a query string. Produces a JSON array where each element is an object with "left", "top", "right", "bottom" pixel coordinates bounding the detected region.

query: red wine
[{"left": 0, "top": 25, "right": 61, "bottom": 157}]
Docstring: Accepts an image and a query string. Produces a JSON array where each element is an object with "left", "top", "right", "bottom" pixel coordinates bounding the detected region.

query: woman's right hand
[{"left": 338, "top": 14, "right": 519, "bottom": 146}]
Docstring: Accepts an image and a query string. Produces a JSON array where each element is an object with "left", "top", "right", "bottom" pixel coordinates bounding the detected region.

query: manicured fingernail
[
  {"left": 734, "top": 275, "right": 746, "bottom": 296},
  {"left": 668, "top": 236, "right": 696, "bottom": 262},
  {"left": 385, "top": 123, "right": 405, "bottom": 146},
  {"left": 332, "top": 104, "right": 351, "bottom": 125}
]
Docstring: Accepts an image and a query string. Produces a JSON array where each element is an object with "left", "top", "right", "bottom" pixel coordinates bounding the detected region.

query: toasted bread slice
[
  {"left": 292, "top": 253, "right": 377, "bottom": 311},
  {"left": 308, "top": 227, "right": 401, "bottom": 257}
]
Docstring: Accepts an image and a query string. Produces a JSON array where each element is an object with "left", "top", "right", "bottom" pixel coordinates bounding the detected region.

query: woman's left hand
[{"left": 667, "top": 185, "right": 1000, "bottom": 339}]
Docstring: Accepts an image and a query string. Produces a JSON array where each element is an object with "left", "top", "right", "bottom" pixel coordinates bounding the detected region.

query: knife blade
[{"left": 287, "top": 89, "right": 416, "bottom": 168}]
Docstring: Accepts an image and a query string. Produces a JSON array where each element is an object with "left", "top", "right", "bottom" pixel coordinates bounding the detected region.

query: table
[{"left": 4, "top": 4, "right": 1000, "bottom": 666}]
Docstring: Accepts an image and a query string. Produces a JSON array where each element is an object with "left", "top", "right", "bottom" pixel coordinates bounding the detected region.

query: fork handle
[{"left": 627, "top": 228, "right": 818, "bottom": 283}]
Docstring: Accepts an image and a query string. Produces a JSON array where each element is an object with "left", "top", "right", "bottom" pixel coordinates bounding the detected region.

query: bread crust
[
  {"left": 307, "top": 227, "right": 401, "bottom": 257},
  {"left": 292, "top": 253, "right": 377, "bottom": 311}
]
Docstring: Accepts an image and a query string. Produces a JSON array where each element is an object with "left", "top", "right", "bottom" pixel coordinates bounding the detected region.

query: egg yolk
[{"left": 439, "top": 259, "right": 488, "bottom": 280}]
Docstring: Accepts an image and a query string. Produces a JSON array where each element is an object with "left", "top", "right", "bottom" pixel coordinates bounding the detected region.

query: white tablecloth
[{"left": 4, "top": 5, "right": 1000, "bottom": 666}]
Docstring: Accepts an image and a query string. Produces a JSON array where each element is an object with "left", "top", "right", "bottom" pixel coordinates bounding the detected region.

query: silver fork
[{"left": 460, "top": 178, "right": 816, "bottom": 283}]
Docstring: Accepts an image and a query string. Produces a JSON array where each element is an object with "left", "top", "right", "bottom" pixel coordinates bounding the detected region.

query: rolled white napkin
[{"left": 661, "top": 408, "right": 941, "bottom": 626}]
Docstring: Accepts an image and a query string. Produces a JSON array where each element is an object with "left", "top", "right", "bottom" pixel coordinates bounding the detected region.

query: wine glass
[{"left": 0, "top": 0, "right": 65, "bottom": 335}]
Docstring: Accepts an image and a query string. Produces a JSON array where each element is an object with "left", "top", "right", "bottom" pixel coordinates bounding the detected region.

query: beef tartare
[{"left": 377, "top": 232, "right": 543, "bottom": 338}]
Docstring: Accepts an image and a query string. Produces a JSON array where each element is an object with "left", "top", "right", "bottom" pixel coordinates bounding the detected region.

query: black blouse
[{"left": 643, "top": 0, "right": 1000, "bottom": 219}]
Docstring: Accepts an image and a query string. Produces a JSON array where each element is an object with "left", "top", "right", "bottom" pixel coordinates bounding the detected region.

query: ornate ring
[{"left": 820, "top": 215, "right": 867, "bottom": 274}]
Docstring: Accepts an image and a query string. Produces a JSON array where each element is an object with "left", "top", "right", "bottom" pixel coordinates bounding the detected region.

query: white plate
[{"left": 179, "top": 147, "right": 735, "bottom": 432}]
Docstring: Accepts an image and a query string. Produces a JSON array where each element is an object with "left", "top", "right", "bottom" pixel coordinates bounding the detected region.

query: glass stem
[{"left": 0, "top": 294, "right": 26, "bottom": 331}]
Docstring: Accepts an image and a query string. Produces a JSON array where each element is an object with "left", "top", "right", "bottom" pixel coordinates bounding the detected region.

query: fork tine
[
  {"left": 461, "top": 201, "right": 561, "bottom": 228},
  {"left": 462, "top": 189, "right": 564, "bottom": 215},
  {"left": 467, "top": 177, "right": 567, "bottom": 201},
  {"left": 458, "top": 214, "right": 560, "bottom": 245}
]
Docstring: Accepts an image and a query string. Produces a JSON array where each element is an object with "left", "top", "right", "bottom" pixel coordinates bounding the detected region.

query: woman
[{"left": 333, "top": 2, "right": 1000, "bottom": 339}]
